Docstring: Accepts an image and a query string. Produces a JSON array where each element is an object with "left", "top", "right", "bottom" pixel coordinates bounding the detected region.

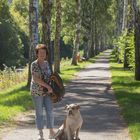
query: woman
[{"left": 30, "top": 44, "right": 55, "bottom": 140}]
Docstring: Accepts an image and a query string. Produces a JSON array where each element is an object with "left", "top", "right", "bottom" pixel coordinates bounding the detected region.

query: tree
[
  {"left": 114, "top": 0, "right": 124, "bottom": 62},
  {"left": 27, "top": 0, "right": 39, "bottom": 86},
  {"left": 10, "top": 0, "right": 30, "bottom": 61},
  {"left": 56, "top": 0, "right": 76, "bottom": 52},
  {"left": 122, "top": 0, "right": 128, "bottom": 31},
  {"left": 133, "top": 0, "right": 140, "bottom": 80},
  {"left": 54, "top": 0, "right": 62, "bottom": 73},
  {"left": 81, "top": 0, "right": 114, "bottom": 58},
  {"left": 122, "top": 0, "right": 129, "bottom": 69},
  {"left": 0, "top": 0, "right": 24, "bottom": 69},
  {"left": 71, "top": 0, "right": 81, "bottom": 65},
  {"left": 41, "top": 0, "right": 53, "bottom": 71}
]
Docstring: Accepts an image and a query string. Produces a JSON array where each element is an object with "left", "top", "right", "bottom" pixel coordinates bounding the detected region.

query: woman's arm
[
  {"left": 32, "top": 73, "right": 50, "bottom": 89},
  {"left": 33, "top": 74, "right": 53, "bottom": 93}
]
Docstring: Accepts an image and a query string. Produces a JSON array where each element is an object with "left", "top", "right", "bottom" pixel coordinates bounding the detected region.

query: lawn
[
  {"left": 0, "top": 82, "right": 32, "bottom": 125},
  {"left": 110, "top": 54, "right": 140, "bottom": 140}
]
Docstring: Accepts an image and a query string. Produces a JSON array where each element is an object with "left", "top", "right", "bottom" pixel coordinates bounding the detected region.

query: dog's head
[{"left": 65, "top": 104, "right": 80, "bottom": 116}]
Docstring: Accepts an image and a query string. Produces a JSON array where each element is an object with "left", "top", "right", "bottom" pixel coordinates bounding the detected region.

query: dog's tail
[{"left": 53, "top": 124, "right": 64, "bottom": 139}]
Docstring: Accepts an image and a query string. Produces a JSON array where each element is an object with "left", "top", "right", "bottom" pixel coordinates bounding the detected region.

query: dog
[{"left": 54, "top": 104, "right": 83, "bottom": 140}]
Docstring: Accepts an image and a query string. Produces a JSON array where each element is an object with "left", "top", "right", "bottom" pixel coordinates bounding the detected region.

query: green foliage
[
  {"left": 126, "top": 31, "right": 135, "bottom": 69},
  {"left": 113, "top": 30, "right": 135, "bottom": 69},
  {"left": 51, "top": 0, "right": 76, "bottom": 45},
  {"left": 81, "top": 0, "right": 115, "bottom": 43},
  {"left": 10, "top": 0, "right": 30, "bottom": 60},
  {"left": 61, "top": 0, "right": 76, "bottom": 44},
  {"left": 110, "top": 55, "right": 140, "bottom": 140},
  {"left": 0, "top": 0, "right": 25, "bottom": 69},
  {"left": 10, "top": 0, "right": 29, "bottom": 33},
  {"left": 113, "top": 31, "right": 127, "bottom": 62}
]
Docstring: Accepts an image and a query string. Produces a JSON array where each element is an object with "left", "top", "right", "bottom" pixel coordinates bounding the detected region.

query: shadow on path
[
  {"left": 1, "top": 50, "right": 130, "bottom": 140},
  {"left": 53, "top": 50, "right": 130, "bottom": 139}
]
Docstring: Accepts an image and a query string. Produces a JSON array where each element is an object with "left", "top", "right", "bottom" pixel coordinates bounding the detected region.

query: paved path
[{"left": 1, "top": 50, "right": 130, "bottom": 140}]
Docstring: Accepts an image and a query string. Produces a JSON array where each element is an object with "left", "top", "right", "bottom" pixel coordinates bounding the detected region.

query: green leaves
[
  {"left": 0, "top": 0, "right": 28, "bottom": 69},
  {"left": 113, "top": 29, "right": 135, "bottom": 70}
]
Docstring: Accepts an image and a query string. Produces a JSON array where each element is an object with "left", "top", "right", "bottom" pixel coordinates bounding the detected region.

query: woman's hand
[
  {"left": 45, "top": 85, "right": 53, "bottom": 93},
  {"left": 48, "top": 86, "right": 53, "bottom": 94}
]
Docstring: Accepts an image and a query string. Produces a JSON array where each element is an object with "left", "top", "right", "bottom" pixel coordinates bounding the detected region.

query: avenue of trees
[
  {"left": 0, "top": 0, "right": 140, "bottom": 83},
  {"left": 114, "top": 0, "right": 140, "bottom": 80}
]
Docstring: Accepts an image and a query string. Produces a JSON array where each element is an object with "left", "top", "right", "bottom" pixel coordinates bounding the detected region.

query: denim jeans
[{"left": 32, "top": 95, "right": 54, "bottom": 129}]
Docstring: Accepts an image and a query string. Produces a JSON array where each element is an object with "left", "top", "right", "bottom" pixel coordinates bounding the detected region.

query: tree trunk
[
  {"left": 88, "top": 24, "right": 94, "bottom": 58},
  {"left": 83, "top": 35, "right": 88, "bottom": 59},
  {"left": 133, "top": 0, "right": 140, "bottom": 80},
  {"left": 116, "top": 0, "right": 124, "bottom": 63},
  {"left": 41, "top": 0, "right": 53, "bottom": 72},
  {"left": 94, "top": 18, "right": 99, "bottom": 55},
  {"left": 117, "top": 0, "right": 124, "bottom": 35},
  {"left": 122, "top": 0, "right": 129, "bottom": 69},
  {"left": 27, "top": 0, "right": 39, "bottom": 87},
  {"left": 128, "top": 0, "right": 135, "bottom": 30},
  {"left": 87, "top": 0, "right": 95, "bottom": 58},
  {"left": 54, "top": 0, "right": 61, "bottom": 73},
  {"left": 71, "top": 0, "right": 81, "bottom": 65},
  {"left": 122, "top": 0, "right": 128, "bottom": 31},
  {"left": 100, "top": 31, "right": 104, "bottom": 51}
]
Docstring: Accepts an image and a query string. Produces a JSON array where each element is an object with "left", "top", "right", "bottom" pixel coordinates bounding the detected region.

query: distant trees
[
  {"left": 81, "top": 0, "right": 114, "bottom": 59},
  {"left": 0, "top": 0, "right": 25, "bottom": 69}
]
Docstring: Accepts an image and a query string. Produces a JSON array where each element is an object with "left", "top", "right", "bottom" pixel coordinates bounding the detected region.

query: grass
[
  {"left": 110, "top": 54, "right": 140, "bottom": 140},
  {"left": 0, "top": 82, "right": 32, "bottom": 125},
  {"left": 0, "top": 57, "right": 95, "bottom": 128}
]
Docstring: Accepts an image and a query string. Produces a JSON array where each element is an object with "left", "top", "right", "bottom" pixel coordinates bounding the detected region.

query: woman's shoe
[{"left": 38, "top": 130, "right": 44, "bottom": 140}]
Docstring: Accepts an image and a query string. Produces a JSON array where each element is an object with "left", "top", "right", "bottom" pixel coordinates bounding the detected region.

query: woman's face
[{"left": 37, "top": 49, "right": 47, "bottom": 60}]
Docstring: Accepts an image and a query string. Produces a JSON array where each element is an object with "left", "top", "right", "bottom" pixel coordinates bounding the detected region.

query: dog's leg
[
  {"left": 74, "top": 127, "right": 81, "bottom": 140},
  {"left": 66, "top": 126, "right": 73, "bottom": 140}
]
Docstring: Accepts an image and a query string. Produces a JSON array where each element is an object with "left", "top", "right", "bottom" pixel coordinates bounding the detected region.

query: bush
[{"left": 113, "top": 30, "right": 135, "bottom": 69}]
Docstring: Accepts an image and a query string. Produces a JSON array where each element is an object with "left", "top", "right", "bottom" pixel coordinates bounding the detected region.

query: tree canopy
[{"left": 0, "top": 0, "right": 140, "bottom": 80}]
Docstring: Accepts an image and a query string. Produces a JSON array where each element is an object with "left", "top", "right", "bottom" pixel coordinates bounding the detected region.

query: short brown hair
[{"left": 35, "top": 44, "right": 48, "bottom": 55}]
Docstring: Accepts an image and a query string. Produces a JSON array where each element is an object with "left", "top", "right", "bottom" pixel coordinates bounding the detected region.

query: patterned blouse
[{"left": 30, "top": 60, "right": 51, "bottom": 96}]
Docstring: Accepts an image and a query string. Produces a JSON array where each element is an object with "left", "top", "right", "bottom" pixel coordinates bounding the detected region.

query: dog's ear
[
  {"left": 76, "top": 104, "right": 80, "bottom": 109},
  {"left": 65, "top": 104, "right": 69, "bottom": 110}
]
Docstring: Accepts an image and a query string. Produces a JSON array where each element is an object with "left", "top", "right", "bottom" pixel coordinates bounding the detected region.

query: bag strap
[{"left": 37, "top": 61, "right": 44, "bottom": 79}]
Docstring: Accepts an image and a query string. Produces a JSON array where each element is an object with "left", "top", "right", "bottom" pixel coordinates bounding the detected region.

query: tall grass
[
  {"left": 0, "top": 66, "right": 28, "bottom": 91},
  {"left": 0, "top": 65, "right": 29, "bottom": 126}
]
